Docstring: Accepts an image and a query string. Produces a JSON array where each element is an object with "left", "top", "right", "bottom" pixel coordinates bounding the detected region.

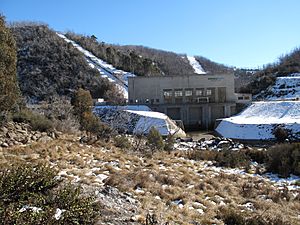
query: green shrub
[
  {"left": 184, "top": 149, "right": 250, "bottom": 168},
  {"left": 12, "top": 109, "right": 53, "bottom": 132},
  {"left": 114, "top": 135, "right": 131, "bottom": 149},
  {"left": 0, "top": 163, "right": 99, "bottom": 225},
  {"left": 215, "top": 150, "right": 250, "bottom": 168},
  {"left": 266, "top": 143, "right": 300, "bottom": 177},
  {"left": 147, "top": 127, "right": 164, "bottom": 152}
]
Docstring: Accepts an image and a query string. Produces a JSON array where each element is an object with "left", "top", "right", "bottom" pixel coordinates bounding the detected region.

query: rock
[
  {"left": 180, "top": 137, "right": 193, "bottom": 142},
  {"left": 38, "top": 136, "right": 53, "bottom": 143},
  {"left": 80, "top": 136, "right": 89, "bottom": 143},
  {"left": 130, "top": 215, "right": 145, "bottom": 223},
  {"left": 217, "top": 140, "right": 231, "bottom": 149},
  {"left": 15, "top": 124, "right": 22, "bottom": 130},
  {"left": 1, "top": 142, "right": 8, "bottom": 147},
  {"left": 198, "top": 137, "right": 206, "bottom": 143},
  {"left": 0, "top": 127, "right": 8, "bottom": 134},
  {"left": 6, "top": 132, "right": 16, "bottom": 139}
]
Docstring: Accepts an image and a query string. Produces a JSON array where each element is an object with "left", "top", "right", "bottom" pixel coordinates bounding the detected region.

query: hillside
[
  {"left": 10, "top": 23, "right": 122, "bottom": 103},
  {"left": 242, "top": 48, "right": 300, "bottom": 95},
  {"left": 65, "top": 32, "right": 233, "bottom": 76}
]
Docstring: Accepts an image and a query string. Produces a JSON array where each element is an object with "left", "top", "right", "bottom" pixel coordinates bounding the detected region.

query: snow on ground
[
  {"left": 187, "top": 56, "right": 206, "bottom": 74},
  {"left": 216, "top": 101, "right": 300, "bottom": 140},
  {"left": 56, "top": 33, "right": 135, "bottom": 99},
  {"left": 255, "top": 73, "right": 300, "bottom": 100}
]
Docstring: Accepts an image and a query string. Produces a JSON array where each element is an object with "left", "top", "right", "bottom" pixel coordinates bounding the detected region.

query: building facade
[{"left": 128, "top": 74, "right": 240, "bottom": 129}]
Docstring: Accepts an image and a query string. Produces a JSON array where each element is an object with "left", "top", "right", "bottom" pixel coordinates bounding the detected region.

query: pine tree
[{"left": 0, "top": 15, "right": 20, "bottom": 112}]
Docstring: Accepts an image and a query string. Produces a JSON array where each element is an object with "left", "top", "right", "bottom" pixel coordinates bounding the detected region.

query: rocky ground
[
  {"left": 0, "top": 125, "right": 299, "bottom": 224},
  {"left": 0, "top": 122, "right": 60, "bottom": 147}
]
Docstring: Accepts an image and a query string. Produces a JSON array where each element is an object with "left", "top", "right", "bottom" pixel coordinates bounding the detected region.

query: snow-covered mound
[
  {"left": 187, "top": 56, "right": 206, "bottom": 74},
  {"left": 93, "top": 106, "right": 186, "bottom": 137},
  {"left": 255, "top": 73, "right": 300, "bottom": 100},
  {"left": 56, "top": 33, "right": 135, "bottom": 98},
  {"left": 215, "top": 101, "right": 300, "bottom": 140}
]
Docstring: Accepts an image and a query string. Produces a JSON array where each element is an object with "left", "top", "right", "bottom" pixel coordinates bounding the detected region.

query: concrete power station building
[{"left": 128, "top": 74, "right": 251, "bottom": 129}]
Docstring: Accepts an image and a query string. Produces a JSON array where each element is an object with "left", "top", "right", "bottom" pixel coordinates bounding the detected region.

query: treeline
[
  {"left": 66, "top": 33, "right": 234, "bottom": 76},
  {"left": 10, "top": 23, "right": 123, "bottom": 103},
  {"left": 65, "top": 32, "right": 163, "bottom": 77}
]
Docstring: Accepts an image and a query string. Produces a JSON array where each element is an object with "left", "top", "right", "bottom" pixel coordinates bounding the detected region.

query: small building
[{"left": 128, "top": 74, "right": 243, "bottom": 129}]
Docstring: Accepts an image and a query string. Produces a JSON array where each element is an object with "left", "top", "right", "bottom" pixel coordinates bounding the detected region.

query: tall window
[
  {"left": 163, "top": 89, "right": 172, "bottom": 98},
  {"left": 163, "top": 89, "right": 173, "bottom": 103},
  {"left": 206, "top": 89, "right": 212, "bottom": 96},
  {"left": 185, "top": 89, "right": 193, "bottom": 97},
  {"left": 174, "top": 89, "right": 183, "bottom": 98},
  {"left": 196, "top": 89, "right": 203, "bottom": 96}
]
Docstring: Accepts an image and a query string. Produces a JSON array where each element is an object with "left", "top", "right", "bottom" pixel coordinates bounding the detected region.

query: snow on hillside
[
  {"left": 255, "top": 73, "right": 300, "bottom": 100},
  {"left": 56, "top": 33, "right": 135, "bottom": 98},
  {"left": 216, "top": 101, "right": 300, "bottom": 140},
  {"left": 187, "top": 56, "right": 206, "bottom": 74}
]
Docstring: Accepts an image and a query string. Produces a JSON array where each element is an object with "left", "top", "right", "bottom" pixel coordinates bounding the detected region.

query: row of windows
[{"left": 164, "top": 89, "right": 212, "bottom": 98}]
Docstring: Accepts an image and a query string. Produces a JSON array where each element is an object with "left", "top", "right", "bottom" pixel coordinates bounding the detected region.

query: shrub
[
  {"left": 0, "top": 163, "right": 99, "bottom": 225},
  {"left": 272, "top": 125, "right": 289, "bottom": 142},
  {"left": 266, "top": 143, "right": 300, "bottom": 177},
  {"left": 12, "top": 109, "right": 53, "bottom": 132},
  {"left": 163, "top": 135, "right": 175, "bottom": 153},
  {"left": 114, "top": 135, "right": 131, "bottom": 149},
  {"left": 147, "top": 127, "right": 164, "bottom": 152}
]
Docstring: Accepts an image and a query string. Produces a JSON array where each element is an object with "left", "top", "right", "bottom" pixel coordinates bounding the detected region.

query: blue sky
[{"left": 2, "top": 0, "right": 300, "bottom": 68}]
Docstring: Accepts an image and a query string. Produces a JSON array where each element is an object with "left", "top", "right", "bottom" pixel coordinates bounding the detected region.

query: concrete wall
[
  {"left": 128, "top": 74, "right": 237, "bottom": 129},
  {"left": 128, "top": 74, "right": 236, "bottom": 104}
]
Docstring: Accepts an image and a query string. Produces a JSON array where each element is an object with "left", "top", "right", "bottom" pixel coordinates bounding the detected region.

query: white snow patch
[
  {"left": 19, "top": 206, "right": 42, "bottom": 213},
  {"left": 54, "top": 208, "right": 66, "bottom": 220},
  {"left": 216, "top": 101, "right": 300, "bottom": 140},
  {"left": 187, "top": 56, "right": 206, "bottom": 74},
  {"left": 56, "top": 32, "right": 136, "bottom": 99}
]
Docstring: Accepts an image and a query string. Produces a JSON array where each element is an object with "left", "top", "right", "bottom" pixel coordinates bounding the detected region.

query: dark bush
[
  {"left": 12, "top": 109, "right": 53, "bottom": 132},
  {"left": 272, "top": 126, "right": 289, "bottom": 142},
  {"left": 0, "top": 163, "right": 99, "bottom": 225},
  {"left": 266, "top": 143, "right": 300, "bottom": 177}
]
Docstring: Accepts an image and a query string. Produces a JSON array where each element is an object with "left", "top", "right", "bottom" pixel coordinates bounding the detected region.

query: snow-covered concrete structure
[
  {"left": 255, "top": 73, "right": 300, "bottom": 101},
  {"left": 93, "top": 106, "right": 186, "bottom": 137},
  {"left": 215, "top": 101, "right": 300, "bottom": 140}
]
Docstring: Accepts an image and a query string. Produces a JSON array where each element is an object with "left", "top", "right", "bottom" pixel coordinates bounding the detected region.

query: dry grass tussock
[{"left": 0, "top": 135, "right": 299, "bottom": 224}]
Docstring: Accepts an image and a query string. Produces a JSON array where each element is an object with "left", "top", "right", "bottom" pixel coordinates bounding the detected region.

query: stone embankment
[{"left": 0, "top": 122, "right": 59, "bottom": 148}]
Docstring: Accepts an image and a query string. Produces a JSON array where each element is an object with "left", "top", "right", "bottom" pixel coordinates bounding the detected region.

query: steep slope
[
  {"left": 57, "top": 33, "right": 135, "bottom": 99},
  {"left": 11, "top": 23, "right": 122, "bottom": 102}
]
